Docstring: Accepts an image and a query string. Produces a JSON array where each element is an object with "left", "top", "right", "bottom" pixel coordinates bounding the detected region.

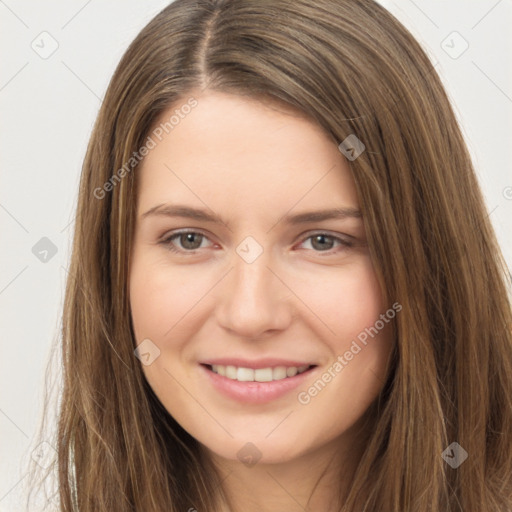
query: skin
[{"left": 129, "top": 90, "right": 394, "bottom": 511}]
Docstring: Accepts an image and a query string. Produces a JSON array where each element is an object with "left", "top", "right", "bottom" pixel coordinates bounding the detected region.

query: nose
[{"left": 215, "top": 249, "right": 293, "bottom": 340}]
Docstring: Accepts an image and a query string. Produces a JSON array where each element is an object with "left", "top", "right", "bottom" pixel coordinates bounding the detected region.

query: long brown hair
[{"left": 28, "top": 0, "right": 512, "bottom": 510}]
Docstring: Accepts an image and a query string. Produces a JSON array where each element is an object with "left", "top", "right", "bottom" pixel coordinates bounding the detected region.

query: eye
[
  {"left": 159, "top": 230, "right": 355, "bottom": 255},
  {"left": 159, "top": 230, "right": 213, "bottom": 253},
  {"left": 298, "top": 232, "right": 353, "bottom": 253}
]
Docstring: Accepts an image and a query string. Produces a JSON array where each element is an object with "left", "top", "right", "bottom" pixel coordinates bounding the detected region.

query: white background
[{"left": 1, "top": 1, "right": 511, "bottom": 510}]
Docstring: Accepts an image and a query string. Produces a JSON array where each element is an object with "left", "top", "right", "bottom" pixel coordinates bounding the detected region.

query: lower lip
[{"left": 200, "top": 364, "right": 316, "bottom": 404}]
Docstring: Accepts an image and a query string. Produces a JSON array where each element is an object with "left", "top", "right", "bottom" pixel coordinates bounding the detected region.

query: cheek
[
  {"left": 294, "top": 257, "right": 392, "bottom": 406},
  {"left": 129, "top": 255, "right": 206, "bottom": 411},
  {"left": 296, "top": 257, "right": 385, "bottom": 343},
  {"left": 129, "top": 255, "right": 204, "bottom": 344}
]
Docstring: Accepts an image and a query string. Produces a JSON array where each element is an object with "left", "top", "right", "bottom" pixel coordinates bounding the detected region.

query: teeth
[
  {"left": 226, "top": 365, "right": 237, "bottom": 379},
  {"left": 286, "top": 367, "right": 298, "bottom": 377},
  {"left": 210, "top": 364, "right": 311, "bottom": 382},
  {"left": 237, "top": 367, "right": 254, "bottom": 381},
  {"left": 254, "top": 368, "right": 273, "bottom": 382},
  {"left": 273, "top": 366, "right": 287, "bottom": 380}
]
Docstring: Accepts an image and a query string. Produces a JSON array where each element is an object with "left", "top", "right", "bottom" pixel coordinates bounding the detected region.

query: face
[{"left": 129, "top": 90, "right": 394, "bottom": 466}]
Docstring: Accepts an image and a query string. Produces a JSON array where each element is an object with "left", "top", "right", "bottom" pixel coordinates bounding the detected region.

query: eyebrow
[{"left": 140, "top": 204, "right": 362, "bottom": 226}]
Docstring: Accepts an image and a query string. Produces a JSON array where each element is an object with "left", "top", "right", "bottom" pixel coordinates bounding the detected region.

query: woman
[{"left": 30, "top": 0, "right": 512, "bottom": 510}]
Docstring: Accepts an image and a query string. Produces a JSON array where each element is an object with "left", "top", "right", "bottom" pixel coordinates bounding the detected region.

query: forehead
[{"left": 136, "top": 91, "right": 359, "bottom": 218}]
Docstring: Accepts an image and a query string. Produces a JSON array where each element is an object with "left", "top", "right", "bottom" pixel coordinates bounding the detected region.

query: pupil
[
  {"left": 312, "top": 234, "right": 333, "bottom": 251},
  {"left": 182, "top": 233, "right": 201, "bottom": 249}
]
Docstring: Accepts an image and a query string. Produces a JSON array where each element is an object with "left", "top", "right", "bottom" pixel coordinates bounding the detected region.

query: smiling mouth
[{"left": 203, "top": 364, "right": 316, "bottom": 382}]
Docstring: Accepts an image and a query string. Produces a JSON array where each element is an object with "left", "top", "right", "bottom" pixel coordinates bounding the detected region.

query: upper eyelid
[
  {"left": 162, "top": 228, "right": 210, "bottom": 239},
  {"left": 161, "top": 228, "right": 213, "bottom": 244}
]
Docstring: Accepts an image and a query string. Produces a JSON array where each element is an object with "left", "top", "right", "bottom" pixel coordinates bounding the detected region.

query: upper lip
[{"left": 200, "top": 358, "right": 316, "bottom": 369}]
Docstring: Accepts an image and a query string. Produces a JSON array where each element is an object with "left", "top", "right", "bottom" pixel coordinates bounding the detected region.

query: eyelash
[{"left": 158, "top": 229, "right": 354, "bottom": 255}]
